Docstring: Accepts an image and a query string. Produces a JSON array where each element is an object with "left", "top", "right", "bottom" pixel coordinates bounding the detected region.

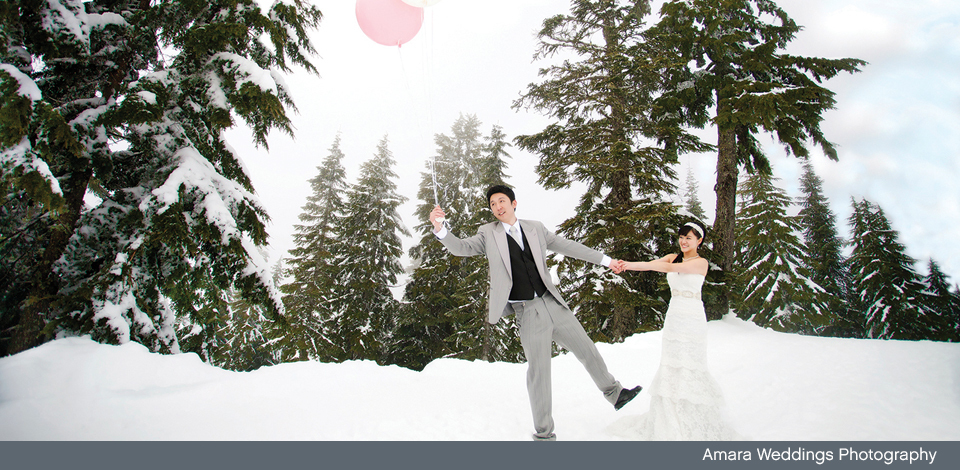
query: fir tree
[
  {"left": 218, "top": 286, "right": 278, "bottom": 371},
  {"left": 0, "top": 177, "right": 43, "bottom": 353},
  {"left": 332, "top": 135, "right": 409, "bottom": 363},
  {"left": 474, "top": 124, "right": 522, "bottom": 361},
  {"left": 278, "top": 134, "right": 348, "bottom": 361},
  {"left": 797, "top": 162, "right": 856, "bottom": 336},
  {"left": 445, "top": 120, "right": 522, "bottom": 363},
  {"left": 396, "top": 115, "right": 521, "bottom": 370},
  {"left": 1, "top": 0, "right": 322, "bottom": 357},
  {"left": 734, "top": 169, "right": 834, "bottom": 333},
  {"left": 922, "top": 259, "right": 960, "bottom": 342},
  {"left": 681, "top": 165, "right": 707, "bottom": 221},
  {"left": 848, "top": 199, "right": 936, "bottom": 340},
  {"left": 646, "top": 0, "right": 866, "bottom": 316},
  {"left": 480, "top": 125, "right": 511, "bottom": 187},
  {"left": 514, "top": 0, "right": 707, "bottom": 340}
]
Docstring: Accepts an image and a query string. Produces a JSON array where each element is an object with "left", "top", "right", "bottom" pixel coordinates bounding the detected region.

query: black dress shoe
[{"left": 614, "top": 385, "right": 642, "bottom": 410}]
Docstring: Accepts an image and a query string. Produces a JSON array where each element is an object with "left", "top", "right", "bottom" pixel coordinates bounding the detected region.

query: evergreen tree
[
  {"left": 734, "top": 169, "right": 834, "bottom": 333},
  {"left": 681, "top": 165, "right": 707, "bottom": 221},
  {"left": 922, "top": 259, "right": 960, "bottom": 342},
  {"left": 848, "top": 199, "right": 936, "bottom": 340},
  {"left": 645, "top": 0, "right": 865, "bottom": 316},
  {"left": 396, "top": 115, "right": 521, "bottom": 370},
  {"left": 514, "top": 0, "right": 708, "bottom": 341},
  {"left": 0, "top": 0, "right": 322, "bottom": 357},
  {"left": 479, "top": 124, "right": 511, "bottom": 191},
  {"left": 217, "top": 286, "right": 277, "bottom": 371},
  {"left": 448, "top": 122, "right": 523, "bottom": 363},
  {"left": 332, "top": 135, "right": 408, "bottom": 363},
  {"left": 0, "top": 177, "right": 43, "bottom": 353},
  {"left": 278, "top": 134, "right": 348, "bottom": 361},
  {"left": 797, "top": 162, "right": 856, "bottom": 336}
]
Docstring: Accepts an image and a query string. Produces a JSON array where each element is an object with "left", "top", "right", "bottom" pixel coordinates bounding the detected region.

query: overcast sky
[{"left": 225, "top": 0, "right": 960, "bottom": 282}]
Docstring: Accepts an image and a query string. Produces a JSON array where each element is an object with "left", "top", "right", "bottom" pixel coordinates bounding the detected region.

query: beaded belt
[{"left": 671, "top": 288, "right": 701, "bottom": 300}]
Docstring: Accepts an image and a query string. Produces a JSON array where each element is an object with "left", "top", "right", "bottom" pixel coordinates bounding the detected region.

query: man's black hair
[{"left": 486, "top": 184, "right": 515, "bottom": 203}]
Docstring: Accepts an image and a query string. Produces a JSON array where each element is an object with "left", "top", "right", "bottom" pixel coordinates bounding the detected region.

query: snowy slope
[{"left": 1, "top": 316, "right": 957, "bottom": 441}]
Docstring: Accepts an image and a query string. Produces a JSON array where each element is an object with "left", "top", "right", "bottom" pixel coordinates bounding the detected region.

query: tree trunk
[
  {"left": 602, "top": 17, "right": 639, "bottom": 341},
  {"left": 712, "top": 118, "right": 739, "bottom": 321},
  {"left": 8, "top": 166, "right": 92, "bottom": 354},
  {"left": 481, "top": 319, "right": 491, "bottom": 362}
]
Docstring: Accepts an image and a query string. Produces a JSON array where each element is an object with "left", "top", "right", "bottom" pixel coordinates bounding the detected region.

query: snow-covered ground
[{"left": 1, "top": 315, "right": 958, "bottom": 441}]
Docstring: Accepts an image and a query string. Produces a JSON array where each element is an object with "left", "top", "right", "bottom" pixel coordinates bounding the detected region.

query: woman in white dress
[{"left": 609, "top": 222, "right": 738, "bottom": 440}]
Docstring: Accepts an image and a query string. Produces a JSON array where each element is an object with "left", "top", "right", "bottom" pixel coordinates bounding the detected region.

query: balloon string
[
  {"left": 397, "top": 23, "right": 447, "bottom": 229},
  {"left": 427, "top": 8, "right": 448, "bottom": 227},
  {"left": 431, "top": 158, "right": 440, "bottom": 206},
  {"left": 426, "top": 8, "right": 435, "bottom": 207}
]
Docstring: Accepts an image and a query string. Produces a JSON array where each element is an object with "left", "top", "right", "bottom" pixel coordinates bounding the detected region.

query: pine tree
[
  {"left": 921, "top": 259, "right": 960, "bottom": 342},
  {"left": 0, "top": 177, "right": 43, "bottom": 353},
  {"left": 797, "top": 162, "right": 856, "bottom": 336},
  {"left": 218, "top": 286, "right": 278, "bottom": 371},
  {"left": 479, "top": 125, "right": 511, "bottom": 188},
  {"left": 848, "top": 199, "right": 936, "bottom": 340},
  {"left": 474, "top": 124, "right": 523, "bottom": 361},
  {"left": 514, "top": 0, "right": 707, "bottom": 340},
  {"left": 646, "top": 0, "right": 866, "bottom": 317},
  {"left": 442, "top": 120, "right": 523, "bottom": 363},
  {"left": 278, "top": 134, "right": 348, "bottom": 361},
  {"left": 332, "top": 135, "right": 408, "bottom": 363},
  {"left": 395, "top": 115, "right": 522, "bottom": 370},
  {"left": 177, "top": 248, "right": 279, "bottom": 371},
  {"left": 681, "top": 165, "right": 707, "bottom": 221},
  {"left": 734, "top": 169, "right": 834, "bottom": 333},
  {"left": 1, "top": 1, "right": 322, "bottom": 357}
]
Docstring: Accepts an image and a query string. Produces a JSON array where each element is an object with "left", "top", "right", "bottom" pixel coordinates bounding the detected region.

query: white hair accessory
[{"left": 683, "top": 222, "right": 704, "bottom": 237}]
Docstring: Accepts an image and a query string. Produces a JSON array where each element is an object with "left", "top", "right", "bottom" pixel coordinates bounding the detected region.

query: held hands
[
  {"left": 429, "top": 205, "right": 446, "bottom": 233},
  {"left": 610, "top": 260, "right": 645, "bottom": 273},
  {"left": 609, "top": 259, "right": 627, "bottom": 274}
]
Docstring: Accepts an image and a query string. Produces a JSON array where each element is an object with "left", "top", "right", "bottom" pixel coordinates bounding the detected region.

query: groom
[{"left": 430, "top": 185, "right": 641, "bottom": 440}]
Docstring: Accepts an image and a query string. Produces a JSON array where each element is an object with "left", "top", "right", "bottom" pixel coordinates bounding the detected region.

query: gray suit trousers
[{"left": 512, "top": 294, "right": 623, "bottom": 439}]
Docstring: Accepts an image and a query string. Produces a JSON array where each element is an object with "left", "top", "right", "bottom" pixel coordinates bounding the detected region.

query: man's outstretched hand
[{"left": 430, "top": 205, "right": 446, "bottom": 233}]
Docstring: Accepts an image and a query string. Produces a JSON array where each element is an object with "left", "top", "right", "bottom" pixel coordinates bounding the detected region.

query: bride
[{"left": 608, "top": 222, "right": 739, "bottom": 440}]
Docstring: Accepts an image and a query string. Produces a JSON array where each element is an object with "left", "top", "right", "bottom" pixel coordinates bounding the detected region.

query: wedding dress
[{"left": 609, "top": 272, "right": 739, "bottom": 440}]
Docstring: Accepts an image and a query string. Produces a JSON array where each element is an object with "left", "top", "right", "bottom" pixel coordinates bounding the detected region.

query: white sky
[{"left": 225, "top": 0, "right": 960, "bottom": 282}]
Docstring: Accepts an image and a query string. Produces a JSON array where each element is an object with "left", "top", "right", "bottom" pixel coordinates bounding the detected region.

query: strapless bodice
[{"left": 667, "top": 272, "right": 704, "bottom": 299}]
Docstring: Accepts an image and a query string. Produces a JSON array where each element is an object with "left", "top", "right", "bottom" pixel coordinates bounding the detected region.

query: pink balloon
[
  {"left": 402, "top": 0, "right": 442, "bottom": 6},
  {"left": 356, "top": 0, "right": 424, "bottom": 47}
]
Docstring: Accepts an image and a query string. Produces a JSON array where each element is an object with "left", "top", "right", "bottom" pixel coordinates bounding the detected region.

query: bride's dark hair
[{"left": 672, "top": 222, "right": 705, "bottom": 264}]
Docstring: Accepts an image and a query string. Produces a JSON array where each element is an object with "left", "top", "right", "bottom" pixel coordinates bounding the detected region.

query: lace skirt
[{"left": 609, "top": 298, "right": 739, "bottom": 440}]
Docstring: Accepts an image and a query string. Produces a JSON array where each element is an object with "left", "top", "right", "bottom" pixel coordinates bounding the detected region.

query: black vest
[{"left": 506, "top": 229, "right": 548, "bottom": 301}]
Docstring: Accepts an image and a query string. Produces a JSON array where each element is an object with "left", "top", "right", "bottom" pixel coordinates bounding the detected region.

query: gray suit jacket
[{"left": 439, "top": 219, "right": 606, "bottom": 324}]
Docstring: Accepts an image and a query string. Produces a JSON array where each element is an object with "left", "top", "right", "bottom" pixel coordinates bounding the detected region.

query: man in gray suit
[{"left": 429, "top": 185, "right": 641, "bottom": 440}]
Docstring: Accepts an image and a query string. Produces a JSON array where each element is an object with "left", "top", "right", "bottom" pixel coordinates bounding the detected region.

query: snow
[
  {"left": 146, "top": 145, "right": 262, "bottom": 245},
  {"left": 0, "top": 66, "right": 59, "bottom": 195},
  {"left": 91, "top": 289, "right": 152, "bottom": 344},
  {"left": 85, "top": 12, "right": 127, "bottom": 30},
  {"left": 2, "top": 315, "right": 957, "bottom": 441},
  {"left": 0, "top": 64, "right": 42, "bottom": 101},
  {"left": 241, "top": 234, "right": 285, "bottom": 312},
  {"left": 0, "top": 137, "right": 63, "bottom": 197},
  {"left": 136, "top": 90, "right": 157, "bottom": 105},
  {"left": 41, "top": 0, "right": 88, "bottom": 46},
  {"left": 211, "top": 52, "right": 279, "bottom": 95},
  {"left": 204, "top": 70, "right": 229, "bottom": 110}
]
